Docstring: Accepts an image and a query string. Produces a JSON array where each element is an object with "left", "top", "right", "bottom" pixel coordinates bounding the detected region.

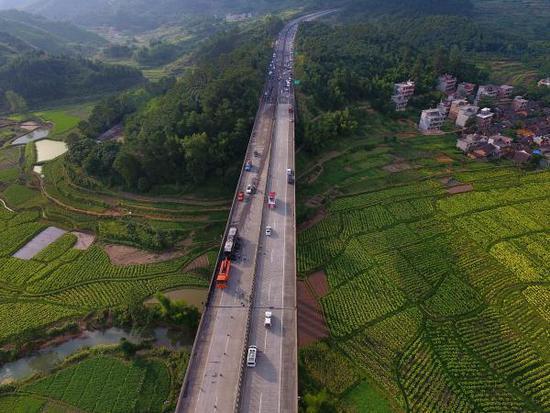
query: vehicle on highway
[
  {"left": 288, "top": 174, "right": 294, "bottom": 184},
  {"left": 238, "top": 191, "right": 244, "bottom": 201},
  {"left": 264, "top": 311, "right": 272, "bottom": 327},
  {"left": 246, "top": 184, "right": 256, "bottom": 195},
  {"left": 216, "top": 258, "right": 231, "bottom": 289},
  {"left": 223, "top": 227, "right": 239, "bottom": 257},
  {"left": 247, "top": 345, "right": 258, "bottom": 367},
  {"left": 265, "top": 225, "right": 272, "bottom": 236},
  {"left": 245, "top": 160, "right": 252, "bottom": 172},
  {"left": 268, "top": 191, "right": 276, "bottom": 208},
  {"left": 287, "top": 168, "right": 293, "bottom": 176}
]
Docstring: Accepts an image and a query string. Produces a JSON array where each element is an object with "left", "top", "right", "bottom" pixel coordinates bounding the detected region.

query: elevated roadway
[{"left": 175, "top": 10, "right": 336, "bottom": 413}]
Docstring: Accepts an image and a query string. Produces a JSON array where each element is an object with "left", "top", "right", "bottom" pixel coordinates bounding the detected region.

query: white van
[
  {"left": 247, "top": 345, "right": 258, "bottom": 367},
  {"left": 264, "top": 311, "right": 272, "bottom": 327}
]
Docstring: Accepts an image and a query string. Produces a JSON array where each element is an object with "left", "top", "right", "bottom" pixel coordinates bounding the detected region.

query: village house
[
  {"left": 537, "top": 78, "right": 550, "bottom": 88},
  {"left": 419, "top": 108, "right": 445, "bottom": 133},
  {"left": 456, "top": 105, "right": 479, "bottom": 128},
  {"left": 475, "top": 85, "right": 499, "bottom": 105},
  {"left": 469, "top": 142, "right": 500, "bottom": 160},
  {"left": 512, "top": 96, "right": 528, "bottom": 112},
  {"left": 456, "top": 82, "right": 476, "bottom": 97},
  {"left": 476, "top": 107, "right": 494, "bottom": 132},
  {"left": 391, "top": 80, "right": 415, "bottom": 111},
  {"left": 449, "top": 99, "right": 469, "bottom": 120},
  {"left": 511, "top": 150, "right": 532, "bottom": 164},
  {"left": 438, "top": 74, "right": 457, "bottom": 95},
  {"left": 456, "top": 133, "right": 488, "bottom": 152}
]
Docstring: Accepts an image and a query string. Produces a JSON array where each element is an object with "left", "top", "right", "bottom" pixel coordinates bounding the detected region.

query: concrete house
[
  {"left": 438, "top": 74, "right": 457, "bottom": 95},
  {"left": 456, "top": 105, "right": 479, "bottom": 128},
  {"left": 419, "top": 108, "right": 445, "bottom": 133},
  {"left": 392, "top": 80, "right": 415, "bottom": 111}
]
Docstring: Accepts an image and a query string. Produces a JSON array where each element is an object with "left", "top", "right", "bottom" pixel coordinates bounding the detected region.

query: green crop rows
[
  {"left": 21, "top": 355, "right": 170, "bottom": 413},
  {"left": 0, "top": 206, "right": 208, "bottom": 343},
  {"left": 297, "top": 134, "right": 550, "bottom": 411}
]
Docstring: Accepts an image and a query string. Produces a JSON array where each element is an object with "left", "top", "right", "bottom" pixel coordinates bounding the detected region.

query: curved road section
[{"left": 176, "top": 10, "right": 336, "bottom": 413}]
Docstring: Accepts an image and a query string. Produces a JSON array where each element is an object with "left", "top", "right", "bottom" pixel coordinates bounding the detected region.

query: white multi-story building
[
  {"left": 455, "top": 105, "right": 479, "bottom": 128},
  {"left": 419, "top": 108, "right": 445, "bottom": 133},
  {"left": 391, "top": 80, "right": 415, "bottom": 111}
]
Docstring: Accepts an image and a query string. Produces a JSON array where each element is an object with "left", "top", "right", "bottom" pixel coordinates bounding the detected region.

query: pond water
[
  {"left": 35, "top": 139, "right": 68, "bottom": 163},
  {"left": 11, "top": 128, "right": 50, "bottom": 145},
  {"left": 0, "top": 327, "right": 185, "bottom": 384}
]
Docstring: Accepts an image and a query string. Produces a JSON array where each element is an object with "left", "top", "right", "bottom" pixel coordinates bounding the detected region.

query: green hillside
[{"left": 0, "top": 10, "right": 105, "bottom": 55}]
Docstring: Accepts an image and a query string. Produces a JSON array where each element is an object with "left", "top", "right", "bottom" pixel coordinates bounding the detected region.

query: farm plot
[
  {"left": 23, "top": 355, "right": 171, "bottom": 413},
  {"left": 297, "top": 127, "right": 550, "bottom": 412},
  {"left": 13, "top": 226, "right": 67, "bottom": 260}
]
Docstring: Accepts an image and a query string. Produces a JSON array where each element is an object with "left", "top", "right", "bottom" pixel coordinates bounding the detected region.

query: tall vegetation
[{"left": 68, "top": 16, "right": 283, "bottom": 191}]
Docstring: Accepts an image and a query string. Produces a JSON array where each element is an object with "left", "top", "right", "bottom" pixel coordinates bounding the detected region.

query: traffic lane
[{"left": 240, "top": 106, "right": 291, "bottom": 411}]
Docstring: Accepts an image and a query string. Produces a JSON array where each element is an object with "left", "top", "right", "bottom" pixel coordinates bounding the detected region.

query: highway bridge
[{"left": 175, "top": 10, "right": 336, "bottom": 413}]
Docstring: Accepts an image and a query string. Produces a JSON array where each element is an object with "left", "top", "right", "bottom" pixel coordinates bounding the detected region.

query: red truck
[
  {"left": 216, "top": 258, "right": 231, "bottom": 289},
  {"left": 268, "top": 191, "right": 276, "bottom": 208}
]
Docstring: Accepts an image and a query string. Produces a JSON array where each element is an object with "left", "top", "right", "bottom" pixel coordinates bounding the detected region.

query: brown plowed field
[{"left": 297, "top": 280, "right": 329, "bottom": 348}]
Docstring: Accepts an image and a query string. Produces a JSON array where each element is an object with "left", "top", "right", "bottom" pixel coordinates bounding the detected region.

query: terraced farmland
[{"left": 297, "top": 126, "right": 550, "bottom": 412}]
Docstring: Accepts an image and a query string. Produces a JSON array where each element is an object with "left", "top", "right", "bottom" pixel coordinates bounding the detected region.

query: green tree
[
  {"left": 4, "top": 90, "right": 27, "bottom": 113},
  {"left": 182, "top": 132, "right": 210, "bottom": 183}
]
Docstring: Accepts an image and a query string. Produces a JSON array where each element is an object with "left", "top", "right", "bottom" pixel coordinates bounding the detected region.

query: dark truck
[{"left": 287, "top": 168, "right": 294, "bottom": 184}]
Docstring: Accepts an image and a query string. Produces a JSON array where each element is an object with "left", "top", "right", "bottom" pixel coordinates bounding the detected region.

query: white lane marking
[
  {"left": 268, "top": 280, "right": 272, "bottom": 301},
  {"left": 195, "top": 308, "right": 219, "bottom": 413},
  {"left": 224, "top": 334, "right": 230, "bottom": 355},
  {"left": 270, "top": 249, "right": 273, "bottom": 263},
  {"left": 264, "top": 329, "right": 268, "bottom": 349},
  {"left": 259, "top": 392, "right": 263, "bottom": 413}
]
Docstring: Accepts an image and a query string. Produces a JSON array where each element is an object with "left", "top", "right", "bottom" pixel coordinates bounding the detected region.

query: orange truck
[{"left": 216, "top": 258, "right": 231, "bottom": 288}]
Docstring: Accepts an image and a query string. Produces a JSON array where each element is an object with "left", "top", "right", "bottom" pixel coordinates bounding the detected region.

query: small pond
[
  {"left": 35, "top": 139, "right": 68, "bottom": 163},
  {"left": 0, "top": 326, "right": 187, "bottom": 384},
  {"left": 11, "top": 128, "right": 50, "bottom": 145}
]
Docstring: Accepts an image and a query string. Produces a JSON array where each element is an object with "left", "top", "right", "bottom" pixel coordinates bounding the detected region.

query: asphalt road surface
[{"left": 175, "top": 10, "right": 336, "bottom": 413}]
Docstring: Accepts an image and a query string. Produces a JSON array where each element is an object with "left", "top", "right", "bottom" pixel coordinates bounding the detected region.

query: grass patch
[
  {"left": 342, "top": 380, "right": 394, "bottom": 413},
  {"left": 2, "top": 184, "right": 42, "bottom": 208}
]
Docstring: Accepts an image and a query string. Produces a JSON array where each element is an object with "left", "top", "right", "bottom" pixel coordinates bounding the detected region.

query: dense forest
[
  {"left": 0, "top": 53, "right": 145, "bottom": 109},
  {"left": 67, "top": 16, "right": 284, "bottom": 191}
]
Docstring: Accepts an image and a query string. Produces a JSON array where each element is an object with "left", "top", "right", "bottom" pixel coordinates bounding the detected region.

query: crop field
[
  {"left": 0, "top": 198, "right": 208, "bottom": 343},
  {"left": 296, "top": 115, "right": 550, "bottom": 412},
  {"left": 0, "top": 354, "right": 175, "bottom": 413}
]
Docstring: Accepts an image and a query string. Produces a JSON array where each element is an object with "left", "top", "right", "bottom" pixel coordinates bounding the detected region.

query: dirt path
[{"left": 0, "top": 197, "right": 14, "bottom": 212}]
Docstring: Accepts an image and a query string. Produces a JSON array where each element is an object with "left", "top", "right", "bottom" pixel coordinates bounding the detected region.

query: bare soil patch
[
  {"left": 308, "top": 270, "right": 329, "bottom": 298},
  {"left": 298, "top": 206, "right": 327, "bottom": 232},
  {"left": 183, "top": 253, "right": 210, "bottom": 273},
  {"left": 297, "top": 280, "right": 329, "bottom": 348},
  {"left": 436, "top": 154, "right": 454, "bottom": 164},
  {"left": 71, "top": 231, "right": 95, "bottom": 250},
  {"left": 447, "top": 184, "right": 474, "bottom": 195},
  {"left": 104, "top": 244, "right": 186, "bottom": 265},
  {"left": 383, "top": 161, "right": 413, "bottom": 173},
  {"left": 13, "top": 226, "right": 66, "bottom": 260}
]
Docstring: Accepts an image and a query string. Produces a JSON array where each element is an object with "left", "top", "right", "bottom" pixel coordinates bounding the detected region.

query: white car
[
  {"left": 246, "top": 184, "right": 253, "bottom": 194},
  {"left": 264, "top": 311, "right": 273, "bottom": 327},
  {"left": 265, "top": 225, "right": 272, "bottom": 236}
]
